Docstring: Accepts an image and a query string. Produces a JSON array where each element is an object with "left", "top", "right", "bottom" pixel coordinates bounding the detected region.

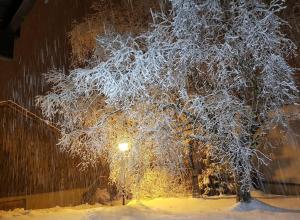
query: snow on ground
[{"left": 0, "top": 196, "right": 300, "bottom": 220}]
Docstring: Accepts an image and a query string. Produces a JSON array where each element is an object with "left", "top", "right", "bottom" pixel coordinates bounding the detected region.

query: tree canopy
[{"left": 37, "top": 0, "right": 298, "bottom": 201}]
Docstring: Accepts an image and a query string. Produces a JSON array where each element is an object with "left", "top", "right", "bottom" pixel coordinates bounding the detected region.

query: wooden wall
[
  {"left": 0, "top": 106, "right": 108, "bottom": 198},
  {"left": 0, "top": 0, "right": 96, "bottom": 109}
]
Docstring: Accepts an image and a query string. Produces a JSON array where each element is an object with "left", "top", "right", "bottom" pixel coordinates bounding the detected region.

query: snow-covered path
[{"left": 1, "top": 197, "right": 300, "bottom": 220}]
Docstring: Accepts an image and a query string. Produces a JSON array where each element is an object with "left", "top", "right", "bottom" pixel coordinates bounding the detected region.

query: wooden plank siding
[{"left": 0, "top": 102, "right": 109, "bottom": 199}]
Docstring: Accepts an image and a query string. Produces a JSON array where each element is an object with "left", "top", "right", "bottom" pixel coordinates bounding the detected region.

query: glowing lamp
[{"left": 118, "top": 142, "right": 129, "bottom": 152}]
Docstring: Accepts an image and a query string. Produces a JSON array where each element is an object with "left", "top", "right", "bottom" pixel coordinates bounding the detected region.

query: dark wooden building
[
  {"left": 0, "top": 0, "right": 109, "bottom": 211},
  {"left": 0, "top": 100, "right": 109, "bottom": 210}
]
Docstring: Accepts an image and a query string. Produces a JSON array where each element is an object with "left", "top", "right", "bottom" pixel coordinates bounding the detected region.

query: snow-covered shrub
[
  {"left": 198, "top": 160, "right": 235, "bottom": 196},
  {"left": 131, "top": 168, "right": 188, "bottom": 199},
  {"left": 187, "top": 145, "right": 235, "bottom": 196}
]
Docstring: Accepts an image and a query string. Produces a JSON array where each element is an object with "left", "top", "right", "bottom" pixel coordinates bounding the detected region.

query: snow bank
[
  {"left": 230, "top": 199, "right": 287, "bottom": 212},
  {"left": 128, "top": 197, "right": 235, "bottom": 213},
  {"left": 0, "top": 197, "right": 300, "bottom": 220}
]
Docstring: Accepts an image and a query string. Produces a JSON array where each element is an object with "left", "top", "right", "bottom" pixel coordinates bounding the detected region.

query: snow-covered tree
[{"left": 37, "top": 0, "right": 298, "bottom": 202}]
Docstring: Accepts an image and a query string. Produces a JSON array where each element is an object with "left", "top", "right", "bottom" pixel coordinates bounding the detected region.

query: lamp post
[{"left": 118, "top": 142, "right": 129, "bottom": 205}]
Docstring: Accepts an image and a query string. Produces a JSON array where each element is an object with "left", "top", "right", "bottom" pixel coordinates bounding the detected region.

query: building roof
[{"left": 0, "top": 0, "right": 36, "bottom": 59}]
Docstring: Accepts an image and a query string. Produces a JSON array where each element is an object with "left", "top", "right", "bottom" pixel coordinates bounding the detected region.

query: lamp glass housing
[{"left": 118, "top": 142, "right": 129, "bottom": 152}]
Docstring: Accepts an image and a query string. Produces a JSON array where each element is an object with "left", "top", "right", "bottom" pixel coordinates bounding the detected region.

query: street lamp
[
  {"left": 118, "top": 142, "right": 129, "bottom": 152},
  {"left": 118, "top": 142, "right": 129, "bottom": 205}
]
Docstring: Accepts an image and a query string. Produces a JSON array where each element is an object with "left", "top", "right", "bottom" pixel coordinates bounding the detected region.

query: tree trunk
[
  {"left": 188, "top": 141, "right": 200, "bottom": 198},
  {"left": 234, "top": 169, "right": 251, "bottom": 203},
  {"left": 235, "top": 181, "right": 251, "bottom": 203},
  {"left": 191, "top": 169, "right": 200, "bottom": 198}
]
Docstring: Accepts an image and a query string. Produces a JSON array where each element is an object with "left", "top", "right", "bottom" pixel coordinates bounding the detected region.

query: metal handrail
[{"left": 0, "top": 100, "right": 60, "bottom": 133}]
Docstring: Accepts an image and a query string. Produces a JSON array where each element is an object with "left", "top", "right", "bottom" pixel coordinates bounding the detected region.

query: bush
[
  {"left": 131, "top": 169, "right": 188, "bottom": 199},
  {"left": 198, "top": 158, "right": 235, "bottom": 196}
]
